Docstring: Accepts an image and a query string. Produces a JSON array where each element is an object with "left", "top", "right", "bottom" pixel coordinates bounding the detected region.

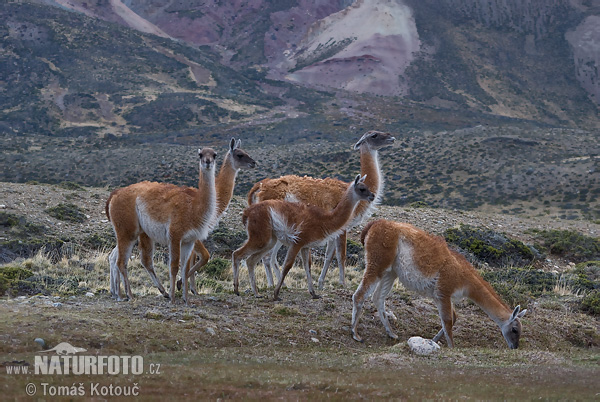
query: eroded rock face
[
  {"left": 566, "top": 16, "right": 600, "bottom": 103},
  {"left": 284, "top": 0, "right": 420, "bottom": 96}
]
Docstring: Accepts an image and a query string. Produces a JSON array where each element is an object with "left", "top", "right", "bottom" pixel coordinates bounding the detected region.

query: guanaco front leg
[
  {"left": 273, "top": 244, "right": 303, "bottom": 301},
  {"left": 436, "top": 297, "right": 457, "bottom": 347},
  {"left": 300, "top": 247, "right": 320, "bottom": 299},
  {"left": 351, "top": 272, "right": 381, "bottom": 342}
]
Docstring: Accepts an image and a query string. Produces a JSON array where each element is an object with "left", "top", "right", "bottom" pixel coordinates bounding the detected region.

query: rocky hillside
[{"left": 2, "top": 0, "right": 599, "bottom": 140}]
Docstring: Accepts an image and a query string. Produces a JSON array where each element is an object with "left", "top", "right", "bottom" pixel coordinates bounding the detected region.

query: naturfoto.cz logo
[{"left": 33, "top": 342, "right": 144, "bottom": 375}]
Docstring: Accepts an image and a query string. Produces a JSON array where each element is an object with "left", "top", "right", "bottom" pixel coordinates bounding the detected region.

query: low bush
[
  {"left": 45, "top": 203, "right": 87, "bottom": 223},
  {"left": 445, "top": 224, "right": 536, "bottom": 267},
  {"left": 533, "top": 229, "right": 600, "bottom": 263}
]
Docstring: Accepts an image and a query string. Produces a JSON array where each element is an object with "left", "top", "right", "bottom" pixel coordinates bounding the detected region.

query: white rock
[
  {"left": 407, "top": 336, "right": 440, "bottom": 356},
  {"left": 85, "top": 292, "right": 94, "bottom": 297},
  {"left": 206, "top": 327, "right": 216, "bottom": 336}
]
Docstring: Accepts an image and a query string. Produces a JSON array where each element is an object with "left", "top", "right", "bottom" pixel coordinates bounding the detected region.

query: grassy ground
[
  {"left": 1, "top": 182, "right": 599, "bottom": 399},
  {"left": 1, "top": 248, "right": 599, "bottom": 399}
]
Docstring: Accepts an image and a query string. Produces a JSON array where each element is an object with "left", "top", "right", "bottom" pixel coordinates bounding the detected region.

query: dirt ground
[
  {"left": 1, "top": 182, "right": 599, "bottom": 399},
  {"left": 1, "top": 286, "right": 599, "bottom": 400}
]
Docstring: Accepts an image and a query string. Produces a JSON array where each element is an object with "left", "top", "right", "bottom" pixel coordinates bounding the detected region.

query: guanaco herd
[{"left": 106, "top": 132, "right": 526, "bottom": 349}]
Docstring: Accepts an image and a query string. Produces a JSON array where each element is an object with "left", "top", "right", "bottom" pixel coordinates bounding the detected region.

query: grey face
[
  {"left": 502, "top": 318, "right": 523, "bottom": 349},
  {"left": 354, "top": 130, "right": 396, "bottom": 150},
  {"left": 199, "top": 148, "right": 217, "bottom": 170},
  {"left": 232, "top": 148, "right": 256, "bottom": 169},
  {"left": 354, "top": 182, "right": 375, "bottom": 202}
]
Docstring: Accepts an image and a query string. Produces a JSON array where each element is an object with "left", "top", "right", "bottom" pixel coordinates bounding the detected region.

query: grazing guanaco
[
  {"left": 352, "top": 219, "right": 526, "bottom": 348},
  {"left": 247, "top": 130, "right": 395, "bottom": 288},
  {"left": 234, "top": 175, "right": 375, "bottom": 300},
  {"left": 106, "top": 147, "right": 217, "bottom": 304}
]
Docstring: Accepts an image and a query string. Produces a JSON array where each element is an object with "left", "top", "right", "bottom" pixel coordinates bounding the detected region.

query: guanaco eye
[
  {"left": 372, "top": 133, "right": 378, "bottom": 138},
  {"left": 512, "top": 328, "right": 518, "bottom": 334},
  {"left": 237, "top": 154, "right": 243, "bottom": 159}
]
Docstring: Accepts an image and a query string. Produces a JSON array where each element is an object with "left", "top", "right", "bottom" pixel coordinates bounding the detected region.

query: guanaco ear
[
  {"left": 353, "top": 132, "right": 369, "bottom": 150},
  {"left": 354, "top": 174, "right": 361, "bottom": 185},
  {"left": 229, "top": 138, "right": 236, "bottom": 151},
  {"left": 198, "top": 148, "right": 202, "bottom": 157},
  {"left": 511, "top": 305, "right": 526, "bottom": 321},
  {"left": 236, "top": 139, "right": 241, "bottom": 149}
]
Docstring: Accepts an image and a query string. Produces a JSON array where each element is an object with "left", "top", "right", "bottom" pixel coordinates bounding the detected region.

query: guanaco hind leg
[
  {"left": 185, "top": 241, "right": 210, "bottom": 295},
  {"left": 351, "top": 273, "right": 382, "bottom": 342},
  {"left": 232, "top": 238, "right": 275, "bottom": 296},
  {"left": 372, "top": 269, "right": 398, "bottom": 339},
  {"left": 109, "top": 247, "right": 121, "bottom": 300},
  {"left": 115, "top": 240, "right": 135, "bottom": 301},
  {"left": 138, "top": 233, "right": 168, "bottom": 298}
]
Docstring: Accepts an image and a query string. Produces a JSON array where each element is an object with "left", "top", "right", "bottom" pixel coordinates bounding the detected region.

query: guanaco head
[
  {"left": 228, "top": 138, "right": 256, "bottom": 169},
  {"left": 501, "top": 305, "right": 527, "bottom": 349},
  {"left": 352, "top": 174, "right": 376, "bottom": 202},
  {"left": 199, "top": 147, "right": 217, "bottom": 171},
  {"left": 353, "top": 130, "right": 396, "bottom": 151}
]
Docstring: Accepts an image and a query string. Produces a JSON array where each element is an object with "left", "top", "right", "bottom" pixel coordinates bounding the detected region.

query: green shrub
[
  {"left": 569, "top": 261, "right": 600, "bottom": 292},
  {"left": 0, "top": 212, "right": 20, "bottom": 228},
  {"left": 205, "top": 223, "right": 246, "bottom": 256},
  {"left": 58, "top": 181, "right": 85, "bottom": 191},
  {"left": 533, "top": 230, "right": 600, "bottom": 263},
  {"left": 0, "top": 266, "right": 34, "bottom": 296},
  {"left": 45, "top": 203, "right": 87, "bottom": 223},
  {"left": 445, "top": 224, "right": 536, "bottom": 267},
  {"left": 581, "top": 290, "right": 600, "bottom": 316},
  {"left": 196, "top": 277, "right": 225, "bottom": 293},
  {"left": 409, "top": 201, "right": 429, "bottom": 208},
  {"left": 202, "top": 257, "right": 230, "bottom": 281}
]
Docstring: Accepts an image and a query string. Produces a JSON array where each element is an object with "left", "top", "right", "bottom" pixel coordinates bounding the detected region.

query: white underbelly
[{"left": 393, "top": 240, "right": 438, "bottom": 298}]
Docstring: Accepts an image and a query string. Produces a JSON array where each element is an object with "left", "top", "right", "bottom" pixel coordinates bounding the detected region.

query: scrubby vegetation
[
  {"left": 45, "top": 203, "right": 87, "bottom": 223},
  {"left": 532, "top": 229, "right": 600, "bottom": 262},
  {"left": 445, "top": 224, "right": 536, "bottom": 267}
]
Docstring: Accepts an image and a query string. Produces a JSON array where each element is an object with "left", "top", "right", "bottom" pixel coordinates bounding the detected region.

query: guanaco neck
[
  {"left": 215, "top": 151, "right": 238, "bottom": 216},
  {"left": 349, "top": 145, "right": 382, "bottom": 222},
  {"left": 197, "top": 165, "right": 217, "bottom": 223},
  {"left": 317, "top": 186, "right": 361, "bottom": 237},
  {"left": 360, "top": 145, "right": 382, "bottom": 198},
  {"left": 465, "top": 273, "right": 512, "bottom": 326}
]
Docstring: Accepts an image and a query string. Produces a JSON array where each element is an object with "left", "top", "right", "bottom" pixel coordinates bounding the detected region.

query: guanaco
[
  {"left": 234, "top": 174, "right": 375, "bottom": 300},
  {"left": 246, "top": 130, "right": 395, "bottom": 288},
  {"left": 106, "top": 147, "right": 217, "bottom": 304},
  {"left": 352, "top": 219, "right": 526, "bottom": 348}
]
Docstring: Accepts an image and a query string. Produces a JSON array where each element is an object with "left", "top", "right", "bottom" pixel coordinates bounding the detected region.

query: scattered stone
[
  {"left": 206, "top": 327, "right": 216, "bottom": 336},
  {"left": 85, "top": 292, "right": 94, "bottom": 297},
  {"left": 407, "top": 336, "right": 440, "bottom": 356},
  {"left": 34, "top": 338, "right": 46, "bottom": 349},
  {"left": 311, "top": 337, "right": 319, "bottom": 343},
  {"left": 51, "top": 302, "right": 63, "bottom": 308},
  {"left": 309, "top": 329, "right": 317, "bottom": 335}
]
